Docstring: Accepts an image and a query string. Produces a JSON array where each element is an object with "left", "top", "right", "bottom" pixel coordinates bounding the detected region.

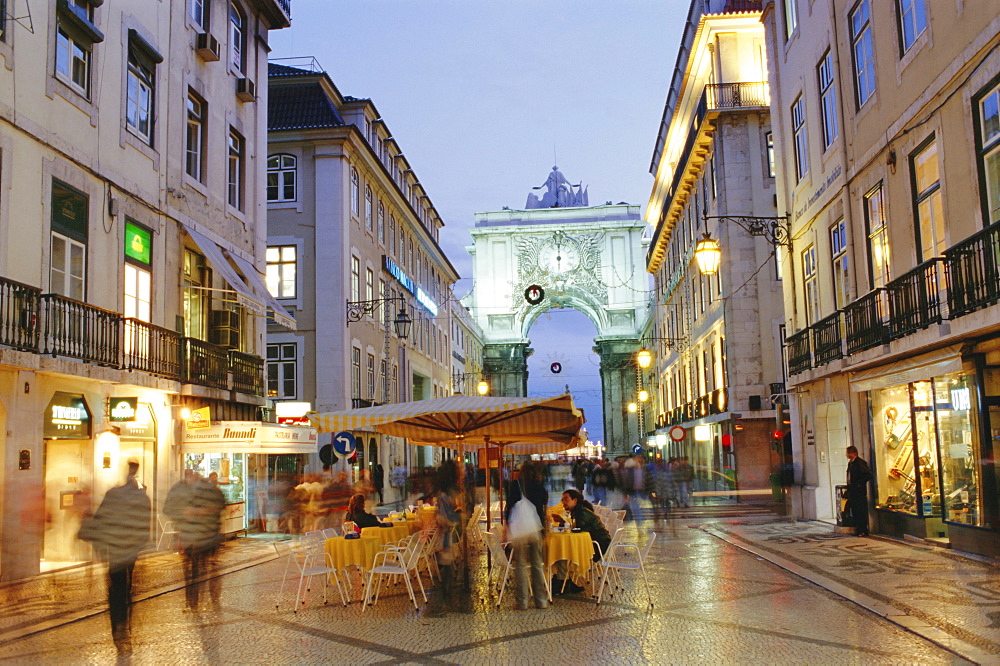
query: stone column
[
  {"left": 481, "top": 343, "right": 532, "bottom": 397},
  {"left": 594, "top": 339, "right": 642, "bottom": 457}
]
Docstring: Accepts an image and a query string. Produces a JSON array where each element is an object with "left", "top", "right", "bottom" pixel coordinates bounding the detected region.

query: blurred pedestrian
[
  {"left": 372, "top": 462, "right": 385, "bottom": 505},
  {"left": 425, "top": 460, "right": 462, "bottom": 617},
  {"left": 505, "top": 461, "right": 549, "bottom": 610},
  {"left": 675, "top": 457, "right": 694, "bottom": 508},
  {"left": 163, "top": 469, "right": 226, "bottom": 611},
  {"left": 846, "top": 446, "right": 872, "bottom": 536},
  {"left": 78, "top": 459, "right": 150, "bottom": 656}
]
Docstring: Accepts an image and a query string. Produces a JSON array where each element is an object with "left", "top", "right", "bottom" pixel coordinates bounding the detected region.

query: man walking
[
  {"left": 846, "top": 445, "right": 873, "bottom": 537},
  {"left": 164, "top": 469, "right": 226, "bottom": 611},
  {"left": 81, "top": 459, "right": 150, "bottom": 655}
]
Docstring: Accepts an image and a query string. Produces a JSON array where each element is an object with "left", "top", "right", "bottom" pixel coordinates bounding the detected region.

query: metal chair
[
  {"left": 595, "top": 533, "right": 657, "bottom": 607},
  {"left": 156, "top": 514, "right": 179, "bottom": 551},
  {"left": 363, "top": 534, "right": 427, "bottom": 610},
  {"left": 483, "top": 531, "right": 515, "bottom": 607},
  {"left": 273, "top": 539, "right": 348, "bottom": 611},
  {"left": 322, "top": 527, "right": 340, "bottom": 539}
]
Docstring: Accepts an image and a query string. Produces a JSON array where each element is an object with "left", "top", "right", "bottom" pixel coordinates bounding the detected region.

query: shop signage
[
  {"left": 669, "top": 425, "right": 686, "bottom": 442},
  {"left": 187, "top": 406, "right": 211, "bottom": 429},
  {"left": 276, "top": 401, "right": 311, "bottom": 425},
  {"left": 44, "top": 392, "right": 91, "bottom": 439},
  {"left": 109, "top": 397, "right": 139, "bottom": 422},
  {"left": 19, "top": 450, "right": 30, "bottom": 470},
  {"left": 383, "top": 256, "right": 439, "bottom": 316},
  {"left": 124, "top": 221, "right": 152, "bottom": 265},
  {"left": 182, "top": 421, "right": 318, "bottom": 454}
]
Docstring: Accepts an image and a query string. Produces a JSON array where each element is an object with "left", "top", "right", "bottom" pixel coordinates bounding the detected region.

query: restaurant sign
[
  {"left": 44, "top": 392, "right": 92, "bottom": 439},
  {"left": 109, "top": 397, "right": 139, "bottom": 422}
]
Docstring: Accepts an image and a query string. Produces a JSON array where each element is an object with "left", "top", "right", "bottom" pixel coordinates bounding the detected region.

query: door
[{"left": 42, "top": 439, "right": 92, "bottom": 569}]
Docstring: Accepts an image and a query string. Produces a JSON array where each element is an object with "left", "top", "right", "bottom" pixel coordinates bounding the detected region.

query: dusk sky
[{"left": 270, "top": 1, "right": 689, "bottom": 445}]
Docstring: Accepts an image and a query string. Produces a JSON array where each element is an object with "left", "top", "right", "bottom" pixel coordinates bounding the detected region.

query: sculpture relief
[{"left": 525, "top": 166, "right": 589, "bottom": 209}]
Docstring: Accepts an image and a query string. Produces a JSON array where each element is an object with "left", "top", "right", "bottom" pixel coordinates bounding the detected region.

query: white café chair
[
  {"left": 322, "top": 527, "right": 340, "bottom": 539},
  {"left": 156, "top": 515, "right": 180, "bottom": 551},
  {"left": 595, "top": 532, "right": 657, "bottom": 607},
  {"left": 483, "top": 531, "right": 515, "bottom": 608},
  {"left": 363, "top": 534, "right": 427, "bottom": 610},
  {"left": 273, "top": 539, "right": 348, "bottom": 611}
]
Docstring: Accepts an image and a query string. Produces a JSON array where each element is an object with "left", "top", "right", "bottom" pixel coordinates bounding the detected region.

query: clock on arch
[{"left": 538, "top": 233, "right": 581, "bottom": 274}]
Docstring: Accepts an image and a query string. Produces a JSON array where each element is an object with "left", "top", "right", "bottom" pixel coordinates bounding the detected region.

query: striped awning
[{"left": 307, "top": 394, "right": 585, "bottom": 451}]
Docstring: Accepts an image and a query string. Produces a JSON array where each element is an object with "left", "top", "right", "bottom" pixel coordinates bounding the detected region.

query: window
[
  {"left": 802, "top": 245, "right": 819, "bottom": 325},
  {"left": 351, "top": 256, "right": 360, "bottom": 302},
  {"left": 191, "top": 0, "right": 207, "bottom": 29},
  {"left": 378, "top": 202, "right": 385, "bottom": 244},
  {"left": 123, "top": 220, "right": 152, "bottom": 321},
  {"left": 50, "top": 180, "right": 88, "bottom": 300},
  {"left": 186, "top": 92, "right": 205, "bottom": 181},
  {"left": 350, "top": 168, "right": 360, "bottom": 216},
  {"left": 267, "top": 343, "right": 297, "bottom": 399},
  {"left": 865, "top": 183, "right": 891, "bottom": 288},
  {"left": 898, "top": 0, "right": 927, "bottom": 53},
  {"left": 366, "top": 267, "right": 374, "bottom": 302},
  {"left": 783, "top": 0, "right": 797, "bottom": 40},
  {"left": 830, "top": 219, "right": 850, "bottom": 309},
  {"left": 389, "top": 214, "right": 396, "bottom": 254},
  {"left": 366, "top": 353, "right": 375, "bottom": 401},
  {"left": 911, "top": 137, "right": 945, "bottom": 261},
  {"left": 365, "top": 186, "right": 373, "bottom": 231},
  {"left": 818, "top": 51, "right": 838, "bottom": 149},
  {"left": 125, "top": 37, "right": 160, "bottom": 145},
  {"left": 267, "top": 154, "right": 297, "bottom": 202},
  {"left": 227, "top": 128, "right": 244, "bottom": 210},
  {"left": 378, "top": 279, "right": 386, "bottom": 324},
  {"left": 266, "top": 246, "right": 296, "bottom": 298},
  {"left": 229, "top": 2, "right": 244, "bottom": 71},
  {"left": 351, "top": 347, "right": 361, "bottom": 399},
  {"left": 976, "top": 81, "right": 1000, "bottom": 225},
  {"left": 55, "top": 29, "right": 91, "bottom": 96},
  {"left": 765, "top": 132, "right": 775, "bottom": 178},
  {"left": 850, "top": 0, "right": 876, "bottom": 107},
  {"left": 791, "top": 95, "right": 808, "bottom": 180}
]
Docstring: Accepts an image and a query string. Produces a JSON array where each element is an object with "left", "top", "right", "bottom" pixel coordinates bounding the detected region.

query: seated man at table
[
  {"left": 346, "top": 494, "right": 390, "bottom": 529},
  {"left": 552, "top": 489, "right": 611, "bottom": 594}
]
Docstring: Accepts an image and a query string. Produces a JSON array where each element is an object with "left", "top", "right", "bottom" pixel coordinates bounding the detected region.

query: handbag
[{"left": 506, "top": 483, "right": 542, "bottom": 544}]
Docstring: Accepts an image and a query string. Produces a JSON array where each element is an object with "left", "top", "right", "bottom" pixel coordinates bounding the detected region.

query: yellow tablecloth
[
  {"left": 324, "top": 535, "right": 381, "bottom": 571},
  {"left": 545, "top": 531, "right": 593, "bottom": 579},
  {"left": 361, "top": 524, "right": 411, "bottom": 546},
  {"left": 386, "top": 518, "right": 422, "bottom": 534}
]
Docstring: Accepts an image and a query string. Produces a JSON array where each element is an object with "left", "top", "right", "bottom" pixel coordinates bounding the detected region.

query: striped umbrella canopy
[{"left": 306, "top": 394, "right": 585, "bottom": 451}]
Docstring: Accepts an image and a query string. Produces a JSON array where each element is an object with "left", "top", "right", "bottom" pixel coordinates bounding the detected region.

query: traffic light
[
  {"left": 773, "top": 402, "right": 790, "bottom": 449},
  {"left": 732, "top": 412, "right": 743, "bottom": 431}
]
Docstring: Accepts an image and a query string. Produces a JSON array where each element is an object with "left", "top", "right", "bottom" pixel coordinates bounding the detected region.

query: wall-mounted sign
[
  {"left": 524, "top": 285, "right": 544, "bottom": 305},
  {"left": 276, "top": 401, "right": 311, "bottom": 425},
  {"left": 187, "top": 406, "right": 211, "bottom": 429},
  {"left": 383, "top": 256, "right": 438, "bottom": 315},
  {"left": 44, "top": 392, "right": 91, "bottom": 439},
  {"left": 668, "top": 425, "right": 686, "bottom": 442},
  {"left": 333, "top": 431, "right": 357, "bottom": 456},
  {"left": 182, "top": 421, "right": 318, "bottom": 454},
  {"left": 124, "top": 221, "right": 152, "bottom": 265},
  {"left": 19, "top": 450, "right": 30, "bottom": 470},
  {"left": 109, "top": 397, "right": 139, "bottom": 422}
]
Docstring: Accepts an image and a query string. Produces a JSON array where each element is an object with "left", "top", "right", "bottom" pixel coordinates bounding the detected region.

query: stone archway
[{"left": 467, "top": 173, "right": 649, "bottom": 454}]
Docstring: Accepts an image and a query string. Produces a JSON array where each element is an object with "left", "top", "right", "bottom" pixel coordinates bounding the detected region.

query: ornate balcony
[
  {"left": 844, "top": 289, "right": 888, "bottom": 354},
  {"left": 229, "top": 350, "right": 264, "bottom": 395},
  {"left": 181, "top": 337, "right": 229, "bottom": 390},
  {"left": 945, "top": 220, "right": 1000, "bottom": 318},
  {"left": 40, "top": 294, "right": 121, "bottom": 366},
  {"left": 786, "top": 328, "right": 812, "bottom": 375},
  {"left": 123, "top": 318, "right": 182, "bottom": 379},
  {"left": 886, "top": 258, "right": 945, "bottom": 338},
  {"left": 812, "top": 311, "right": 844, "bottom": 366},
  {"left": 0, "top": 276, "right": 40, "bottom": 352},
  {"left": 705, "top": 81, "right": 770, "bottom": 109}
]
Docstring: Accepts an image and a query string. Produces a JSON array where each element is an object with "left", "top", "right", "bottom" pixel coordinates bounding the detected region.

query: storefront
[
  {"left": 854, "top": 346, "right": 1000, "bottom": 555},
  {"left": 181, "top": 422, "right": 317, "bottom": 534}
]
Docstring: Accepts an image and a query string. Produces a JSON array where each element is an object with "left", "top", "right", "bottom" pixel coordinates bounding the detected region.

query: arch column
[
  {"left": 594, "top": 339, "right": 642, "bottom": 456},
  {"left": 482, "top": 343, "right": 532, "bottom": 398}
]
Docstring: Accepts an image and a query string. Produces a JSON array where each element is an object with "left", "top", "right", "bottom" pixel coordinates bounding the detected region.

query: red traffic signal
[{"left": 772, "top": 430, "right": 784, "bottom": 441}]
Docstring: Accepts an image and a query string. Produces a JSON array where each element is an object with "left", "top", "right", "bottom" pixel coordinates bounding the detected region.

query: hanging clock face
[{"left": 538, "top": 237, "right": 581, "bottom": 274}]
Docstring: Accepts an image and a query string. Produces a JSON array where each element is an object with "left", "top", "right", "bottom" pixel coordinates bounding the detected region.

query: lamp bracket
[
  {"left": 346, "top": 297, "right": 406, "bottom": 324},
  {"left": 703, "top": 215, "right": 790, "bottom": 247}
]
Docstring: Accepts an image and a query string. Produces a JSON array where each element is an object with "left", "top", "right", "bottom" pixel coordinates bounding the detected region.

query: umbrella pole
[
  {"left": 484, "top": 436, "right": 492, "bottom": 573},
  {"left": 498, "top": 443, "right": 506, "bottom": 524}
]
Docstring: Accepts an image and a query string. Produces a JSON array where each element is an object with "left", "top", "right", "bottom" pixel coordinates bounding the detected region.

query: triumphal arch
[{"left": 466, "top": 168, "right": 649, "bottom": 454}]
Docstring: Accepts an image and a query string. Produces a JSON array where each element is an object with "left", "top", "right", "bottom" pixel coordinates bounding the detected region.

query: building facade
[
  {"left": 645, "top": 0, "right": 787, "bottom": 497},
  {"left": 761, "top": 0, "right": 1000, "bottom": 554},
  {"left": 450, "top": 295, "right": 485, "bottom": 398},
  {"left": 266, "top": 60, "right": 459, "bottom": 478},
  {"left": 0, "top": 0, "right": 293, "bottom": 580}
]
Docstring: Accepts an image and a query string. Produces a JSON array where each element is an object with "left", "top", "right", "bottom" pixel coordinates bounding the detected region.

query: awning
[
  {"left": 182, "top": 225, "right": 265, "bottom": 315},
  {"left": 182, "top": 421, "right": 317, "bottom": 454},
  {"left": 850, "top": 345, "right": 965, "bottom": 392},
  {"left": 228, "top": 253, "right": 297, "bottom": 331}
]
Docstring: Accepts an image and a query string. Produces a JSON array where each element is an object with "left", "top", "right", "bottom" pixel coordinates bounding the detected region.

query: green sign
[
  {"left": 109, "top": 397, "right": 139, "bottom": 422},
  {"left": 125, "top": 221, "right": 151, "bottom": 265},
  {"left": 44, "top": 392, "right": 91, "bottom": 439}
]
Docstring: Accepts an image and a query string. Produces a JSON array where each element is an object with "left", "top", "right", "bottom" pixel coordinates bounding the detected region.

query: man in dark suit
[{"left": 846, "top": 445, "right": 873, "bottom": 536}]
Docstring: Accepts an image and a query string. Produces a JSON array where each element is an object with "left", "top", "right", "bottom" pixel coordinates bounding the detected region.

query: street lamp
[
  {"left": 637, "top": 348, "right": 652, "bottom": 369},
  {"left": 695, "top": 215, "right": 790, "bottom": 276},
  {"left": 627, "top": 402, "right": 638, "bottom": 413},
  {"left": 477, "top": 380, "right": 489, "bottom": 396},
  {"left": 638, "top": 389, "right": 650, "bottom": 403}
]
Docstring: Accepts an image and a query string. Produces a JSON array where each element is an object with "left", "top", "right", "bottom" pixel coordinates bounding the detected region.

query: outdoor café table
[
  {"left": 361, "top": 524, "right": 411, "bottom": 546},
  {"left": 324, "top": 535, "right": 381, "bottom": 574},
  {"left": 545, "top": 530, "right": 593, "bottom": 587}
]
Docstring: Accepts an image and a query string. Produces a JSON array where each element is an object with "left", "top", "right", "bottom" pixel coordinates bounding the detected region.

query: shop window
[
  {"left": 872, "top": 373, "right": 980, "bottom": 523},
  {"left": 265, "top": 245, "right": 296, "bottom": 298},
  {"left": 266, "top": 343, "right": 296, "bottom": 399}
]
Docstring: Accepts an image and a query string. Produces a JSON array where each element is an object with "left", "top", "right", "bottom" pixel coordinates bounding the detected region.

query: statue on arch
[{"left": 525, "top": 166, "right": 589, "bottom": 209}]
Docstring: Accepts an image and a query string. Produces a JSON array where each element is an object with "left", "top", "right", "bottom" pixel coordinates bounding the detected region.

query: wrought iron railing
[
  {"left": 0, "top": 276, "right": 40, "bottom": 351},
  {"left": 230, "top": 350, "right": 264, "bottom": 395},
  {"left": 786, "top": 328, "right": 812, "bottom": 375},
  {"left": 945, "top": 220, "right": 1000, "bottom": 318},
  {"left": 123, "top": 318, "right": 182, "bottom": 379},
  {"left": 181, "top": 337, "right": 229, "bottom": 390},
  {"left": 844, "top": 288, "right": 888, "bottom": 354},
  {"left": 886, "top": 258, "right": 945, "bottom": 338},
  {"left": 276, "top": 0, "right": 291, "bottom": 17},
  {"left": 705, "top": 81, "right": 770, "bottom": 109},
  {"left": 40, "top": 294, "right": 121, "bottom": 366},
  {"left": 723, "top": 0, "right": 763, "bottom": 12},
  {"left": 812, "top": 311, "right": 844, "bottom": 366}
]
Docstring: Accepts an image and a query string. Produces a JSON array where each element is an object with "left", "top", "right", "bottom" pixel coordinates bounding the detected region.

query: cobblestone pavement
[
  {"left": 705, "top": 518, "right": 1000, "bottom": 664},
  {"left": 0, "top": 515, "right": 974, "bottom": 665}
]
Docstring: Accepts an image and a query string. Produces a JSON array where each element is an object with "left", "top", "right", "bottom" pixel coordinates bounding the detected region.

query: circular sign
[
  {"left": 550, "top": 362, "right": 562, "bottom": 374},
  {"left": 524, "top": 285, "right": 545, "bottom": 305},
  {"left": 319, "top": 443, "right": 336, "bottom": 465},
  {"left": 669, "top": 425, "right": 687, "bottom": 442},
  {"left": 632, "top": 444, "right": 643, "bottom": 454},
  {"left": 333, "top": 431, "right": 357, "bottom": 456}
]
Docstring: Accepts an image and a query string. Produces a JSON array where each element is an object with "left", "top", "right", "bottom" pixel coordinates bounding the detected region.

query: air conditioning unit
[
  {"left": 209, "top": 327, "right": 240, "bottom": 350},
  {"left": 211, "top": 309, "right": 240, "bottom": 329},
  {"left": 195, "top": 33, "right": 220, "bottom": 62},
  {"left": 236, "top": 77, "right": 256, "bottom": 103}
]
